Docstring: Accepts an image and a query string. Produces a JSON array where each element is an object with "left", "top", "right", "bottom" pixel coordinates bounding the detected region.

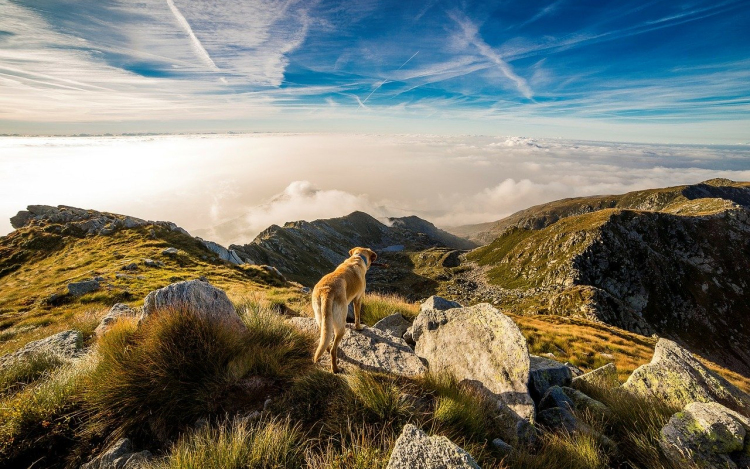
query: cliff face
[{"left": 465, "top": 201, "right": 750, "bottom": 376}]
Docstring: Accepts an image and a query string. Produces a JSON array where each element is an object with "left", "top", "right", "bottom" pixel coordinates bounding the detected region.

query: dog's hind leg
[
  {"left": 330, "top": 323, "right": 345, "bottom": 373},
  {"left": 353, "top": 295, "right": 364, "bottom": 330}
]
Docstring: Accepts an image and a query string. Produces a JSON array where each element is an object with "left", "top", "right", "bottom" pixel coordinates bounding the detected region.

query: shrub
[
  {"left": 346, "top": 371, "right": 410, "bottom": 424},
  {"left": 304, "top": 422, "right": 395, "bottom": 469},
  {"left": 149, "top": 417, "right": 303, "bottom": 469},
  {"left": 510, "top": 431, "right": 609, "bottom": 469}
]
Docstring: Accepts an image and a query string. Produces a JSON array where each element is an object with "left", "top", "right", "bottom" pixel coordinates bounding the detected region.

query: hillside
[
  {"left": 458, "top": 197, "right": 750, "bottom": 377},
  {"left": 450, "top": 178, "right": 750, "bottom": 244},
  {"left": 230, "top": 211, "right": 476, "bottom": 290}
]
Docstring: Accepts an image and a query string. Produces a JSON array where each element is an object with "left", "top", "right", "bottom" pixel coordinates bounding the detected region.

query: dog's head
[{"left": 349, "top": 247, "right": 377, "bottom": 268}]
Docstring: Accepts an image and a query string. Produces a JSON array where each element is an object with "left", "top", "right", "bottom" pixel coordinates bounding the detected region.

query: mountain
[
  {"left": 450, "top": 181, "right": 750, "bottom": 376},
  {"left": 230, "top": 211, "right": 476, "bottom": 290},
  {"left": 450, "top": 178, "right": 750, "bottom": 244}
]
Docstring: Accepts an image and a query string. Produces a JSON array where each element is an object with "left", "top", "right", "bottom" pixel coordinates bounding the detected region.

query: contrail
[
  {"left": 397, "top": 51, "right": 419, "bottom": 70},
  {"left": 166, "top": 0, "right": 219, "bottom": 71},
  {"left": 360, "top": 51, "right": 419, "bottom": 107}
]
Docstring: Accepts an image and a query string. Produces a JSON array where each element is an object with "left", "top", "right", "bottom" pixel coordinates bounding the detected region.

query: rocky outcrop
[
  {"left": 660, "top": 402, "right": 750, "bottom": 469},
  {"left": 0, "top": 330, "right": 82, "bottom": 368},
  {"left": 420, "top": 295, "right": 462, "bottom": 313},
  {"left": 80, "top": 438, "right": 151, "bottom": 469},
  {"left": 528, "top": 355, "right": 572, "bottom": 401},
  {"left": 196, "top": 238, "right": 246, "bottom": 265},
  {"left": 95, "top": 304, "right": 138, "bottom": 337},
  {"left": 373, "top": 313, "right": 410, "bottom": 339},
  {"left": 68, "top": 279, "right": 100, "bottom": 296},
  {"left": 386, "top": 424, "right": 480, "bottom": 469},
  {"left": 412, "top": 303, "right": 534, "bottom": 421},
  {"left": 623, "top": 339, "right": 750, "bottom": 414},
  {"left": 141, "top": 280, "right": 245, "bottom": 331},
  {"left": 572, "top": 362, "right": 619, "bottom": 389}
]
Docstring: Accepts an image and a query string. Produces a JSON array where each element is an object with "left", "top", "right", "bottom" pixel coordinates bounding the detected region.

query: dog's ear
[
  {"left": 349, "top": 248, "right": 356, "bottom": 257},
  {"left": 369, "top": 250, "right": 378, "bottom": 262}
]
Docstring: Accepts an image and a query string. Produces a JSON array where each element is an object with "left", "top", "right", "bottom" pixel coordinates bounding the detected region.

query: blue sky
[{"left": 1, "top": 0, "right": 749, "bottom": 142}]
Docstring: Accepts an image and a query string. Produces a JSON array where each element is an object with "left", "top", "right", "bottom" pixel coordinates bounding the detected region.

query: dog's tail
[{"left": 313, "top": 289, "right": 332, "bottom": 363}]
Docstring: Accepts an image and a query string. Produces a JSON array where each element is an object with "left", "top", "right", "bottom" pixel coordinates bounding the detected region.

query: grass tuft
[
  {"left": 360, "top": 293, "right": 418, "bottom": 325},
  {"left": 0, "top": 352, "right": 65, "bottom": 395}
]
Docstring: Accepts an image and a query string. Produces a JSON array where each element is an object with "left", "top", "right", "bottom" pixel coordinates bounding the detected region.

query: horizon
[{"left": 2, "top": 0, "right": 749, "bottom": 143}]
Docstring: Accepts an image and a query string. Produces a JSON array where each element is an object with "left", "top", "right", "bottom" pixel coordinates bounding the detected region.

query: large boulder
[
  {"left": 420, "top": 296, "right": 462, "bottom": 313},
  {"left": 660, "top": 402, "right": 750, "bottom": 469},
  {"left": 623, "top": 339, "right": 750, "bottom": 413},
  {"left": 197, "top": 238, "right": 245, "bottom": 265},
  {"left": 81, "top": 438, "right": 151, "bottom": 469},
  {"left": 0, "top": 330, "right": 82, "bottom": 368},
  {"left": 412, "top": 303, "right": 534, "bottom": 421},
  {"left": 373, "top": 313, "right": 411, "bottom": 339},
  {"left": 572, "top": 362, "right": 619, "bottom": 390},
  {"left": 141, "top": 280, "right": 245, "bottom": 331},
  {"left": 386, "top": 424, "right": 480, "bottom": 469},
  {"left": 528, "top": 355, "right": 572, "bottom": 401},
  {"left": 95, "top": 304, "right": 138, "bottom": 337}
]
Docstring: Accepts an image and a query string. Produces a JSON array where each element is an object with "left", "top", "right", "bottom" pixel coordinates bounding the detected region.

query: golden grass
[{"left": 360, "top": 293, "right": 419, "bottom": 325}]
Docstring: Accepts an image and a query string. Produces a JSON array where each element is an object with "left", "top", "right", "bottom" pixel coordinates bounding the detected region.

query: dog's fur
[{"left": 312, "top": 247, "right": 377, "bottom": 373}]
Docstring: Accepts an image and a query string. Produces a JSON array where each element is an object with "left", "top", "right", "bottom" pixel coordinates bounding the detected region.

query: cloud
[{"left": 165, "top": 0, "right": 219, "bottom": 71}]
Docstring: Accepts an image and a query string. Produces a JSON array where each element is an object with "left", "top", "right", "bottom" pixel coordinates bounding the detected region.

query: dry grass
[{"left": 360, "top": 293, "right": 418, "bottom": 325}]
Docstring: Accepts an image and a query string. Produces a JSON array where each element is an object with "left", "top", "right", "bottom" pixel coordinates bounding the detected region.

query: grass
[
  {"left": 147, "top": 417, "right": 304, "bottom": 469},
  {"left": 0, "top": 351, "right": 65, "bottom": 395},
  {"left": 360, "top": 292, "right": 419, "bottom": 325}
]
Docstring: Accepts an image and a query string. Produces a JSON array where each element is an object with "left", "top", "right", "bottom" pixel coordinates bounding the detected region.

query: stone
[
  {"left": 491, "top": 438, "right": 513, "bottom": 455},
  {"left": 95, "top": 303, "right": 138, "bottom": 337},
  {"left": 67, "top": 279, "right": 100, "bottom": 296},
  {"left": 0, "top": 330, "right": 82, "bottom": 368},
  {"left": 420, "top": 295, "right": 462, "bottom": 313},
  {"left": 529, "top": 355, "right": 573, "bottom": 401},
  {"left": 80, "top": 438, "right": 152, "bottom": 469},
  {"left": 198, "top": 238, "right": 245, "bottom": 265},
  {"left": 373, "top": 313, "right": 411, "bottom": 339},
  {"left": 539, "top": 385, "right": 575, "bottom": 412},
  {"left": 386, "top": 424, "right": 480, "bottom": 469},
  {"left": 162, "top": 247, "right": 179, "bottom": 256},
  {"left": 537, "top": 407, "right": 580, "bottom": 433},
  {"left": 335, "top": 325, "right": 426, "bottom": 377},
  {"left": 660, "top": 401, "right": 750, "bottom": 469},
  {"left": 623, "top": 339, "right": 750, "bottom": 414},
  {"left": 121, "top": 263, "right": 139, "bottom": 271},
  {"left": 286, "top": 317, "right": 319, "bottom": 336},
  {"left": 560, "top": 386, "right": 612, "bottom": 419},
  {"left": 573, "top": 362, "right": 619, "bottom": 389},
  {"left": 142, "top": 258, "right": 163, "bottom": 268},
  {"left": 141, "top": 280, "right": 245, "bottom": 331},
  {"left": 412, "top": 303, "right": 533, "bottom": 421}
]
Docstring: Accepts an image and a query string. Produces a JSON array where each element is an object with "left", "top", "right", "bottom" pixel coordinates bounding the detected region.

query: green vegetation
[
  {"left": 0, "top": 351, "right": 64, "bottom": 395},
  {"left": 360, "top": 293, "right": 419, "bottom": 325}
]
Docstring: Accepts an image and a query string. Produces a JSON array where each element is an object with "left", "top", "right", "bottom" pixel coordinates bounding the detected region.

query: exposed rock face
[
  {"left": 0, "top": 330, "right": 82, "bottom": 368},
  {"left": 68, "top": 279, "right": 100, "bottom": 296},
  {"left": 528, "top": 355, "right": 572, "bottom": 401},
  {"left": 196, "top": 238, "right": 246, "bottom": 265},
  {"left": 623, "top": 339, "right": 750, "bottom": 414},
  {"left": 660, "top": 402, "right": 750, "bottom": 469},
  {"left": 573, "top": 362, "right": 619, "bottom": 389},
  {"left": 420, "top": 295, "right": 462, "bottom": 313},
  {"left": 412, "top": 303, "right": 534, "bottom": 421},
  {"left": 141, "top": 280, "right": 245, "bottom": 331},
  {"left": 373, "top": 313, "right": 411, "bottom": 339},
  {"left": 386, "top": 424, "right": 480, "bottom": 469},
  {"left": 80, "top": 438, "right": 151, "bottom": 469},
  {"left": 95, "top": 304, "right": 138, "bottom": 337}
]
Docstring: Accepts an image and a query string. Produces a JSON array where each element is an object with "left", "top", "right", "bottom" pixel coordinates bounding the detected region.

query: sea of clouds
[{"left": 1, "top": 134, "right": 749, "bottom": 245}]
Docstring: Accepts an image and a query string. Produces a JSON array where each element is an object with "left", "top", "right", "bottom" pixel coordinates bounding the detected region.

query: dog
[{"left": 312, "top": 247, "right": 377, "bottom": 373}]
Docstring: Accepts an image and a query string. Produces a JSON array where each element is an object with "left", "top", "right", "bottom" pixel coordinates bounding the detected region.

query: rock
[
  {"left": 420, "top": 295, "right": 462, "bottom": 313},
  {"left": 529, "top": 355, "right": 573, "bottom": 401},
  {"left": 539, "top": 385, "right": 575, "bottom": 412},
  {"left": 261, "top": 265, "right": 286, "bottom": 281},
  {"left": 334, "top": 325, "right": 426, "bottom": 377},
  {"left": 573, "top": 362, "right": 619, "bottom": 389},
  {"left": 142, "top": 258, "right": 163, "bottom": 268},
  {"left": 386, "top": 424, "right": 480, "bottom": 469},
  {"left": 412, "top": 303, "right": 534, "bottom": 421},
  {"left": 623, "top": 339, "right": 750, "bottom": 413},
  {"left": 491, "top": 438, "right": 513, "bottom": 455},
  {"left": 95, "top": 304, "right": 138, "bottom": 337},
  {"left": 560, "top": 386, "right": 612, "bottom": 419},
  {"left": 537, "top": 407, "right": 580, "bottom": 433},
  {"left": 67, "top": 279, "right": 100, "bottom": 296},
  {"left": 141, "top": 280, "right": 245, "bottom": 331},
  {"left": 660, "top": 402, "right": 750, "bottom": 469},
  {"left": 80, "top": 438, "right": 152, "bottom": 469},
  {"left": 300, "top": 287, "right": 311, "bottom": 294},
  {"left": 286, "top": 317, "right": 319, "bottom": 336},
  {"left": 403, "top": 326, "right": 415, "bottom": 346},
  {"left": 198, "top": 238, "right": 245, "bottom": 265},
  {"left": 121, "top": 263, "right": 138, "bottom": 271},
  {"left": 162, "top": 247, "right": 179, "bottom": 256},
  {"left": 373, "top": 313, "right": 411, "bottom": 339},
  {"left": 0, "top": 330, "right": 83, "bottom": 368}
]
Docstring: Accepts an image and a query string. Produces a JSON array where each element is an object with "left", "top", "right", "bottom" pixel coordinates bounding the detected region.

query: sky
[
  {"left": 1, "top": 0, "right": 749, "bottom": 142},
  {"left": 2, "top": 134, "right": 750, "bottom": 245}
]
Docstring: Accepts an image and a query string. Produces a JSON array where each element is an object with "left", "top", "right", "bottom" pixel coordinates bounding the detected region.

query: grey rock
[
  {"left": 334, "top": 325, "right": 426, "bottom": 377},
  {"left": 142, "top": 258, "right": 163, "bottom": 268},
  {"left": 261, "top": 265, "right": 286, "bottom": 281},
  {"left": 623, "top": 339, "right": 750, "bottom": 413},
  {"left": 420, "top": 296, "right": 462, "bottom": 313},
  {"left": 286, "top": 317, "right": 319, "bottom": 336},
  {"left": 412, "top": 303, "right": 534, "bottom": 421},
  {"left": 121, "top": 263, "right": 138, "bottom": 271},
  {"left": 95, "top": 304, "right": 137, "bottom": 337},
  {"left": 0, "top": 330, "right": 82, "bottom": 368},
  {"left": 539, "top": 385, "right": 575, "bottom": 412},
  {"left": 573, "top": 362, "right": 619, "bottom": 389},
  {"left": 198, "top": 238, "right": 245, "bottom": 265},
  {"left": 80, "top": 438, "right": 152, "bottom": 469},
  {"left": 537, "top": 407, "right": 580, "bottom": 433},
  {"left": 386, "top": 424, "right": 480, "bottom": 469},
  {"left": 560, "top": 386, "right": 612, "bottom": 419},
  {"left": 141, "top": 280, "right": 245, "bottom": 331},
  {"left": 529, "top": 355, "right": 573, "bottom": 401},
  {"left": 161, "top": 247, "right": 179, "bottom": 256},
  {"left": 660, "top": 402, "right": 750, "bottom": 469},
  {"left": 300, "top": 287, "right": 311, "bottom": 294},
  {"left": 491, "top": 438, "right": 513, "bottom": 455},
  {"left": 402, "top": 326, "right": 415, "bottom": 346},
  {"left": 68, "top": 279, "right": 100, "bottom": 296},
  {"left": 373, "top": 313, "right": 411, "bottom": 339}
]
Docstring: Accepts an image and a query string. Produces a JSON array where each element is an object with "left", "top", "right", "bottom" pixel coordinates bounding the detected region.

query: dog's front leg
[{"left": 353, "top": 296, "right": 364, "bottom": 330}]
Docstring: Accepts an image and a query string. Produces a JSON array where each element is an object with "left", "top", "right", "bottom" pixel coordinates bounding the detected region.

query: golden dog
[{"left": 312, "top": 247, "right": 377, "bottom": 373}]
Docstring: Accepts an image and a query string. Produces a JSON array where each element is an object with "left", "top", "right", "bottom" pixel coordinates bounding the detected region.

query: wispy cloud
[{"left": 165, "top": 0, "right": 219, "bottom": 71}]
